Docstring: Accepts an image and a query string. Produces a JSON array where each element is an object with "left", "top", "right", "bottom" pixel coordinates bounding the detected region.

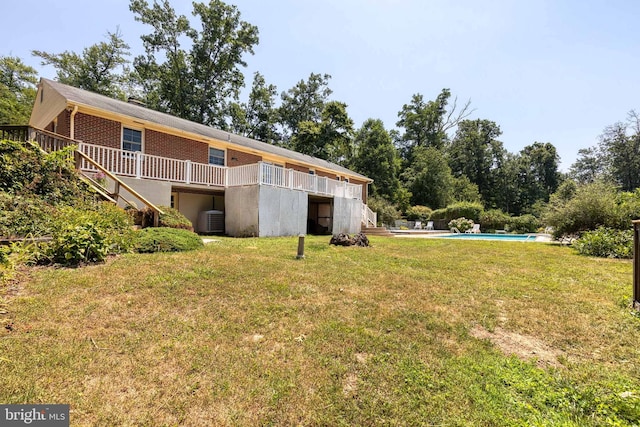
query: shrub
[
  {"left": 134, "top": 227, "right": 204, "bottom": 253},
  {"left": 544, "top": 181, "right": 622, "bottom": 238},
  {"left": 405, "top": 205, "right": 432, "bottom": 222},
  {"left": 480, "top": 209, "right": 511, "bottom": 231},
  {"left": 448, "top": 217, "right": 474, "bottom": 233},
  {"left": 574, "top": 227, "right": 633, "bottom": 259},
  {"left": 142, "top": 206, "right": 194, "bottom": 231},
  {"left": 0, "top": 192, "right": 55, "bottom": 238},
  {"left": 40, "top": 203, "right": 134, "bottom": 266},
  {"left": 367, "top": 196, "right": 402, "bottom": 227},
  {"left": 507, "top": 214, "right": 540, "bottom": 234},
  {"left": 429, "top": 202, "right": 484, "bottom": 222}
]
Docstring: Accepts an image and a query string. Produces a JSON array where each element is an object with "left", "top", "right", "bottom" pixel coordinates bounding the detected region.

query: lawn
[{"left": 1, "top": 236, "right": 639, "bottom": 426}]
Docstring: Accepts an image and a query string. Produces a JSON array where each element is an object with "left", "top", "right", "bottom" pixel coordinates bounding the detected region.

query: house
[{"left": 28, "top": 78, "right": 376, "bottom": 237}]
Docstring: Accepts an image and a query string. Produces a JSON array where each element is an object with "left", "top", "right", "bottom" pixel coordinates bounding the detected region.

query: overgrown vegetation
[
  {"left": 134, "top": 227, "right": 204, "bottom": 253},
  {"left": 574, "top": 227, "right": 633, "bottom": 259}
]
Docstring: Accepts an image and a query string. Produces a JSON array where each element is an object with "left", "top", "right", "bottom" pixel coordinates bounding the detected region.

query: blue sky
[{"left": 4, "top": 0, "right": 640, "bottom": 170}]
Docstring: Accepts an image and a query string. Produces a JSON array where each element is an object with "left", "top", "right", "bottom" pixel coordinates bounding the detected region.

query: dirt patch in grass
[{"left": 471, "top": 325, "right": 563, "bottom": 368}]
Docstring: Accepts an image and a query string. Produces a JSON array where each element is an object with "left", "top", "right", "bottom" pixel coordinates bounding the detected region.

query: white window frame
[
  {"left": 208, "top": 147, "right": 226, "bottom": 166},
  {"left": 122, "top": 126, "right": 144, "bottom": 155}
]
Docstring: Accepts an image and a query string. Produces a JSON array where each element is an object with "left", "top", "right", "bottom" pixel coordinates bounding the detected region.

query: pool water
[{"left": 439, "top": 233, "right": 536, "bottom": 241}]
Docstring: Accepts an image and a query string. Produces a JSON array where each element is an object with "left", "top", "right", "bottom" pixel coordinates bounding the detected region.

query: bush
[
  {"left": 40, "top": 203, "right": 134, "bottom": 266},
  {"left": 0, "top": 192, "right": 55, "bottom": 238},
  {"left": 448, "top": 217, "right": 474, "bottom": 233},
  {"left": 507, "top": 214, "right": 540, "bottom": 234},
  {"left": 480, "top": 209, "right": 511, "bottom": 231},
  {"left": 429, "top": 202, "right": 484, "bottom": 222},
  {"left": 544, "top": 181, "right": 622, "bottom": 238},
  {"left": 574, "top": 227, "right": 633, "bottom": 259},
  {"left": 367, "top": 196, "right": 402, "bottom": 227},
  {"left": 405, "top": 205, "right": 432, "bottom": 222},
  {"left": 134, "top": 227, "right": 204, "bottom": 253},
  {"left": 142, "top": 206, "right": 194, "bottom": 231}
]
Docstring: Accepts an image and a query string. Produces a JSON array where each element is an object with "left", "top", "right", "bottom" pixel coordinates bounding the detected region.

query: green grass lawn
[{"left": 1, "top": 236, "right": 639, "bottom": 426}]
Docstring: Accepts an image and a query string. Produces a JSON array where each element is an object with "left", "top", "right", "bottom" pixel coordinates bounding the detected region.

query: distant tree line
[{"left": 2, "top": 0, "right": 640, "bottom": 222}]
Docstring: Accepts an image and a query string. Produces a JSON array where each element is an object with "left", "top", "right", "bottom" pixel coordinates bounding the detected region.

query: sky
[{"left": 4, "top": 0, "right": 640, "bottom": 171}]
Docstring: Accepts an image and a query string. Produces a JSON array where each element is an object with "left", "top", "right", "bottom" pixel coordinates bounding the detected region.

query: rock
[{"left": 329, "top": 232, "right": 370, "bottom": 247}]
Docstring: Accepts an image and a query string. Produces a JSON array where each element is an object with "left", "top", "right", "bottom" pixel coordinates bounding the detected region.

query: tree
[
  {"left": 598, "top": 111, "right": 640, "bottom": 192},
  {"left": 395, "top": 89, "right": 473, "bottom": 162},
  {"left": 229, "top": 72, "right": 279, "bottom": 143},
  {"left": 291, "top": 101, "right": 354, "bottom": 164},
  {"left": 517, "top": 142, "right": 561, "bottom": 209},
  {"left": 448, "top": 119, "right": 504, "bottom": 204},
  {"left": 278, "top": 73, "right": 332, "bottom": 145},
  {"left": 33, "top": 30, "right": 131, "bottom": 99},
  {"left": 351, "top": 119, "right": 401, "bottom": 201},
  {"left": 0, "top": 56, "right": 38, "bottom": 125},
  {"left": 402, "top": 146, "right": 454, "bottom": 209},
  {"left": 570, "top": 147, "right": 605, "bottom": 184},
  {"left": 130, "top": 0, "right": 259, "bottom": 127}
]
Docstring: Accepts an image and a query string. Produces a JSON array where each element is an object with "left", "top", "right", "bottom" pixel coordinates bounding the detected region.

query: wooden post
[
  {"left": 296, "top": 234, "right": 305, "bottom": 259},
  {"left": 634, "top": 221, "right": 640, "bottom": 310}
]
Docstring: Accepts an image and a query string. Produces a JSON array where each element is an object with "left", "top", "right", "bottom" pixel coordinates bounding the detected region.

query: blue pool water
[{"left": 439, "top": 233, "right": 535, "bottom": 241}]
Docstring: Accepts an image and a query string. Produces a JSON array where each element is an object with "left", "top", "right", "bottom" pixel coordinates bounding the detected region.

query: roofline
[{"left": 42, "top": 78, "right": 373, "bottom": 183}]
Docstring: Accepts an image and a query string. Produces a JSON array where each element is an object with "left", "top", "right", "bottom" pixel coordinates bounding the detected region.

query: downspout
[{"left": 69, "top": 105, "right": 78, "bottom": 140}]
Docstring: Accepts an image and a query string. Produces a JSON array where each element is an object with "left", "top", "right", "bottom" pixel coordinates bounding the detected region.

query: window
[
  {"left": 122, "top": 127, "right": 142, "bottom": 152},
  {"left": 209, "top": 147, "right": 225, "bottom": 166},
  {"left": 309, "top": 170, "right": 315, "bottom": 175}
]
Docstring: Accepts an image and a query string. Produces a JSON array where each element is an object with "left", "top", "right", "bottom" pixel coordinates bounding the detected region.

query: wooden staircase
[
  {"left": 6, "top": 126, "right": 164, "bottom": 227},
  {"left": 362, "top": 225, "right": 394, "bottom": 237}
]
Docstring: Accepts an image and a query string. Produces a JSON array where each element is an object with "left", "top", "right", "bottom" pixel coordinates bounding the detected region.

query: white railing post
[
  {"left": 288, "top": 169, "right": 293, "bottom": 189},
  {"left": 224, "top": 167, "right": 229, "bottom": 187},
  {"left": 257, "top": 161, "right": 263, "bottom": 184},
  {"left": 185, "top": 160, "right": 191, "bottom": 184},
  {"left": 135, "top": 152, "right": 142, "bottom": 179}
]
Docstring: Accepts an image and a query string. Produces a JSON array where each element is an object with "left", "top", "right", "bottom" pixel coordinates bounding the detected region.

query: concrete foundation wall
[
  {"left": 178, "top": 193, "right": 215, "bottom": 232},
  {"left": 258, "top": 186, "right": 308, "bottom": 237},
  {"left": 225, "top": 186, "right": 259, "bottom": 237},
  {"left": 116, "top": 177, "right": 172, "bottom": 210},
  {"left": 332, "top": 197, "right": 362, "bottom": 234}
]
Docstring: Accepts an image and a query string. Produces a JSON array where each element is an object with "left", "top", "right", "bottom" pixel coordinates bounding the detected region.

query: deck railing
[{"left": 3, "top": 125, "right": 364, "bottom": 200}]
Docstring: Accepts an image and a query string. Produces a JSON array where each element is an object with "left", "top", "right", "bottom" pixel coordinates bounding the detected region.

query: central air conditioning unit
[{"left": 198, "top": 210, "right": 225, "bottom": 234}]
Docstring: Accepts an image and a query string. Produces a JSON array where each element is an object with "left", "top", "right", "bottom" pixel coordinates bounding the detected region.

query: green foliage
[
  {"left": 405, "top": 205, "right": 432, "bottom": 222},
  {"left": 452, "top": 175, "right": 481, "bottom": 203},
  {"left": 134, "top": 227, "right": 204, "bottom": 253},
  {"left": 480, "top": 209, "right": 511, "bottom": 231},
  {"left": 41, "top": 203, "right": 134, "bottom": 266},
  {"left": 292, "top": 101, "right": 354, "bottom": 163},
  {"left": 448, "top": 119, "right": 504, "bottom": 204},
  {"left": 545, "top": 181, "right": 624, "bottom": 238},
  {"left": 367, "top": 196, "right": 402, "bottom": 227},
  {"left": 351, "top": 118, "right": 401, "bottom": 201},
  {"left": 0, "top": 193, "right": 55, "bottom": 238},
  {"left": 0, "top": 140, "right": 88, "bottom": 204},
  {"left": 507, "top": 214, "right": 540, "bottom": 234},
  {"left": 0, "top": 55, "right": 38, "bottom": 125},
  {"left": 33, "top": 30, "right": 131, "bottom": 99},
  {"left": 142, "top": 206, "right": 194, "bottom": 230},
  {"left": 429, "top": 201, "right": 484, "bottom": 222},
  {"left": 448, "top": 217, "right": 474, "bottom": 232},
  {"left": 402, "top": 146, "right": 454, "bottom": 209},
  {"left": 574, "top": 227, "right": 633, "bottom": 259},
  {"left": 229, "top": 72, "right": 280, "bottom": 143},
  {"left": 131, "top": 0, "right": 259, "bottom": 128}
]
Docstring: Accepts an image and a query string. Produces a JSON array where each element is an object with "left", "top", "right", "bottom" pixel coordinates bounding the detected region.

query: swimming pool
[{"left": 438, "top": 233, "right": 538, "bottom": 241}]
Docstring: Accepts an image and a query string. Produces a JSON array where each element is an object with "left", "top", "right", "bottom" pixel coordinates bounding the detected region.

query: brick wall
[
  {"left": 228, "top": 148, "right": 261, "bottom": 166},
  {"left": 316, "top": 170, "right": 337, "bottom": 179},
  {"left": 285, "top": 162, "right": 309, "bottom": 173},
  {"left": 55, "top": 110, "right": 71, "bottom": 138},
  {"left": 74, "top": 113, "right": 119, "bottom": 148},
  {"left": 145, "top": 129, "right": 208, "bottom": 163}
]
